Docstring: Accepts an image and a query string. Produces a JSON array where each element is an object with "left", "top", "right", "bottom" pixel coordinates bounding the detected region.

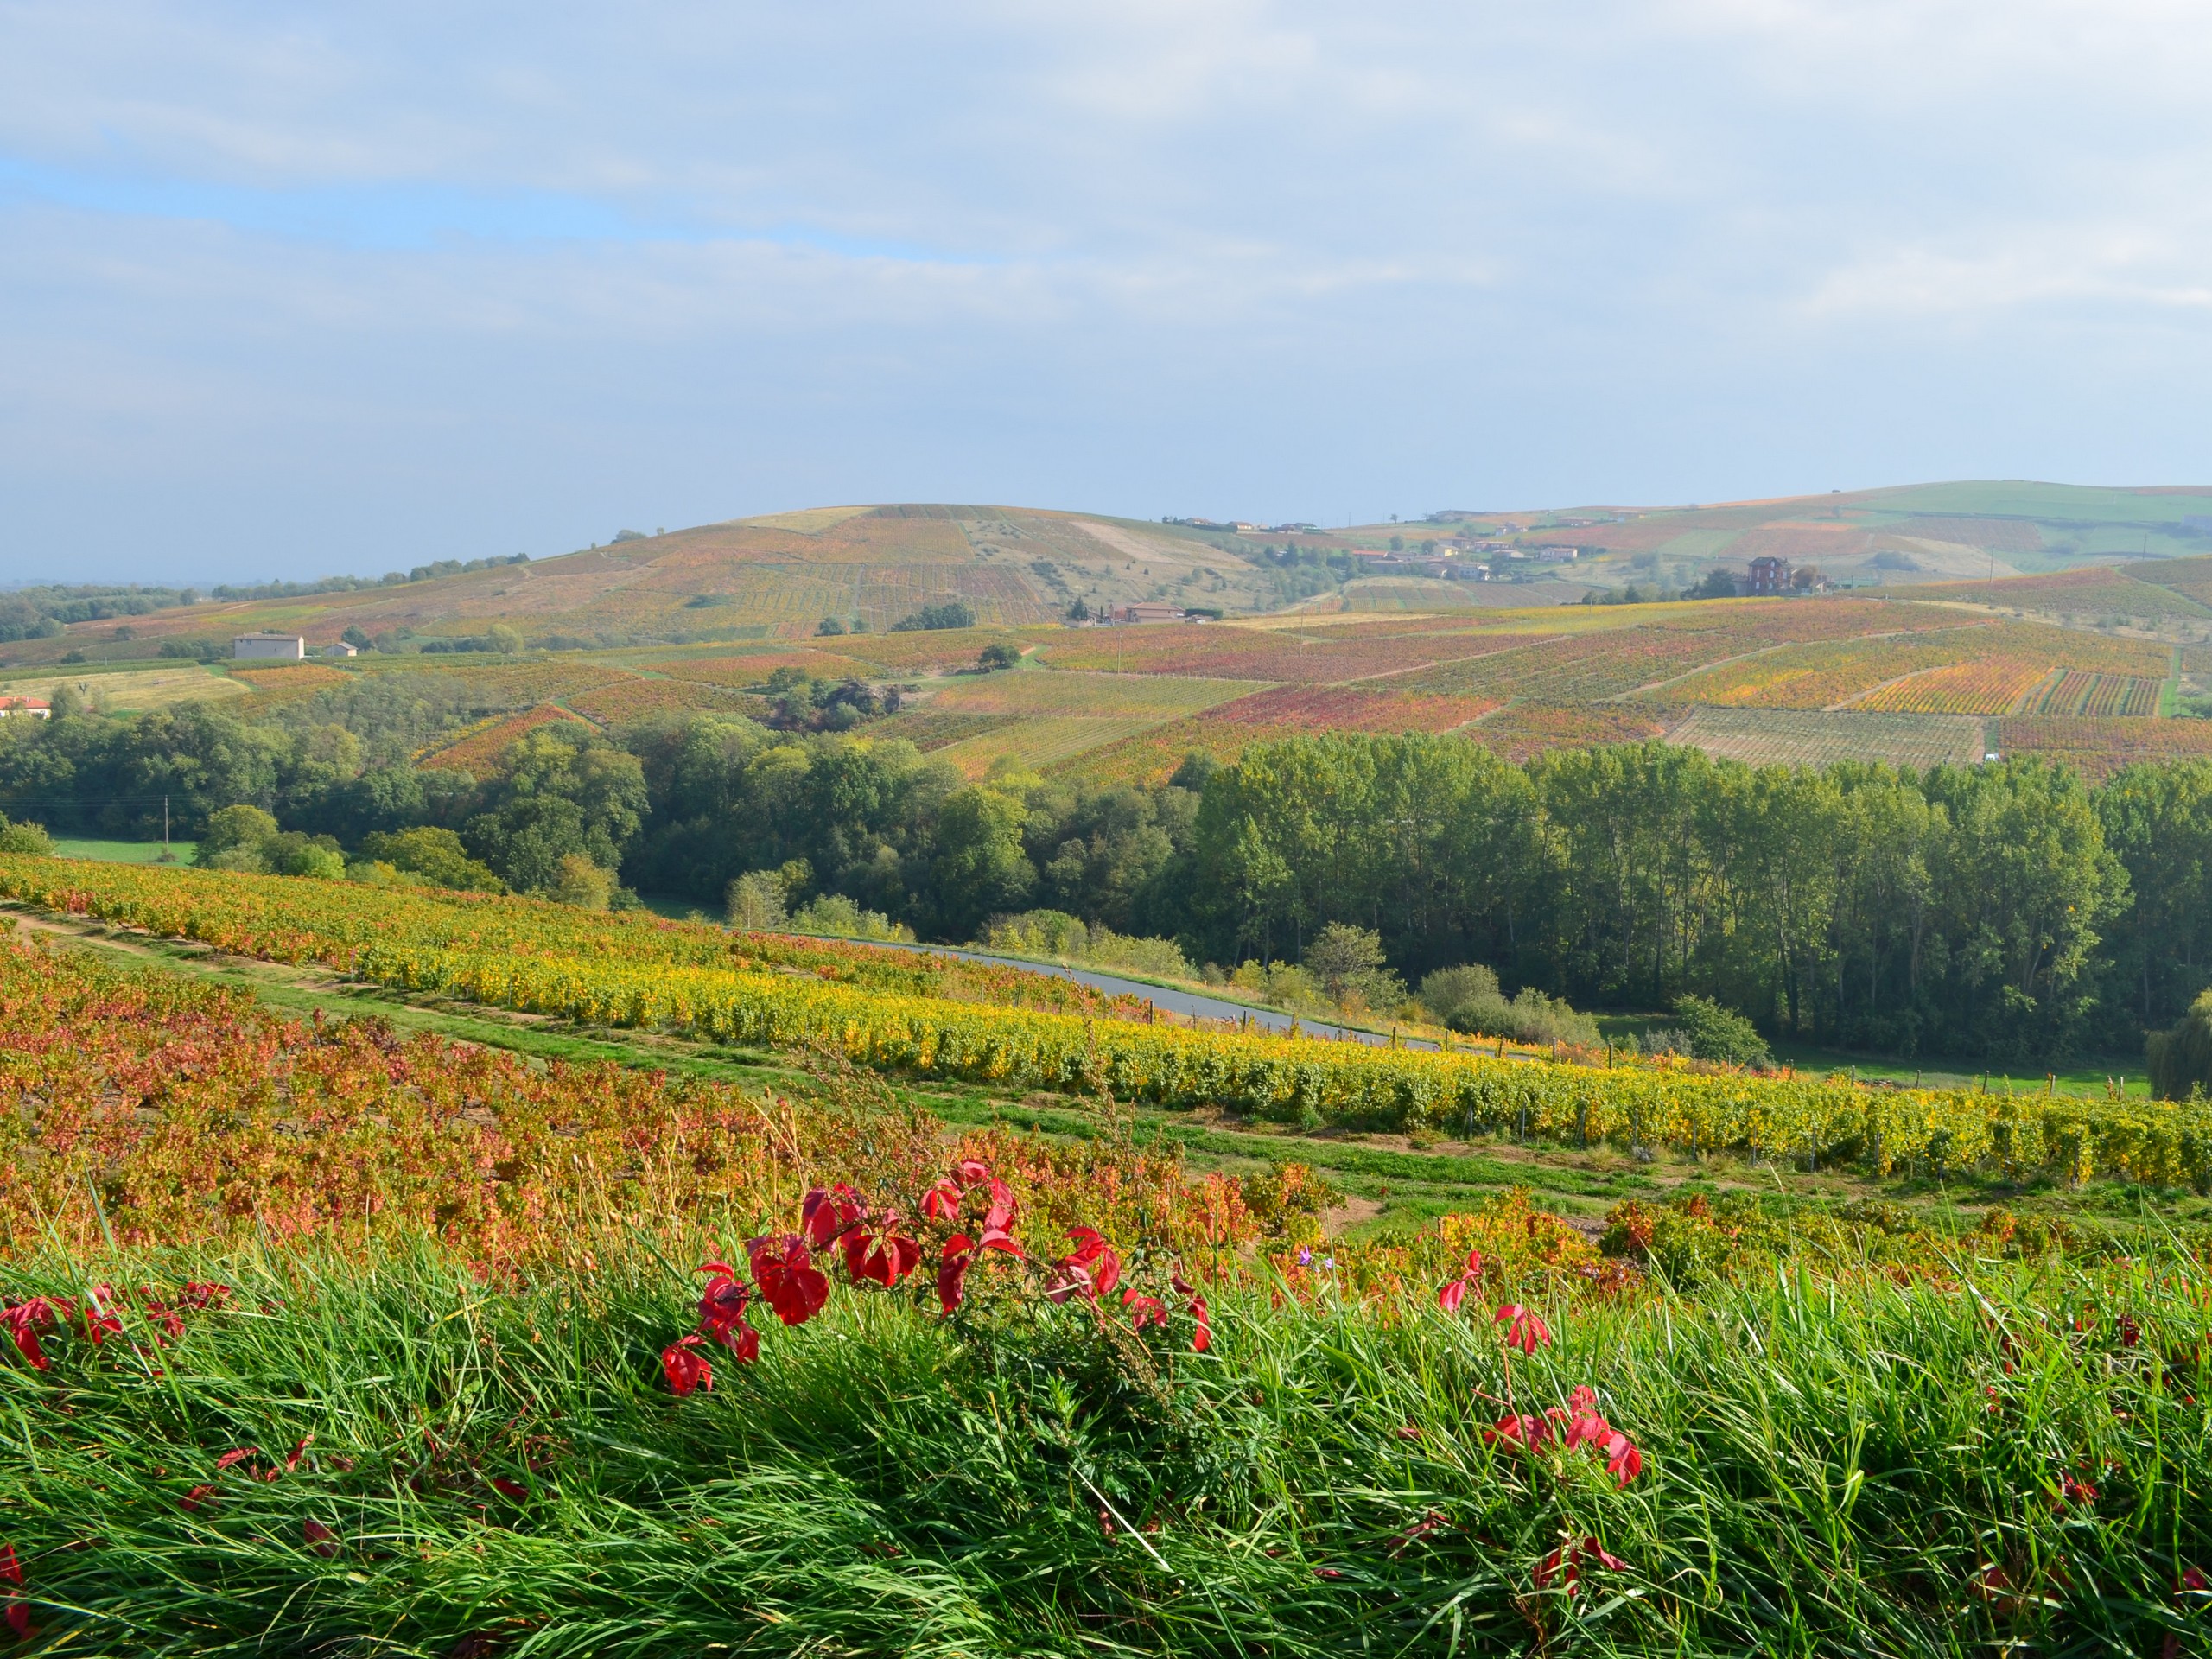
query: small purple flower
[
  {"left": 1296, "top": 1247, "right": 1313, "bottom": 1267},
  {"left": 1322, "top": 1256, "right": 1337, "bottom": 1271}
]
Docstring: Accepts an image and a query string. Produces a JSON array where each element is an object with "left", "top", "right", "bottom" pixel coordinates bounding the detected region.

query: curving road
[{"left": 814, "top": 935, "right": 1443, "bottom": 1050}]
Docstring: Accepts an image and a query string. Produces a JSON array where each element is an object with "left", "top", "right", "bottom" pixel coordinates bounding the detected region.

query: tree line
[{"left": 3, "top": 694, "right": 2208, "bottom": 1064}]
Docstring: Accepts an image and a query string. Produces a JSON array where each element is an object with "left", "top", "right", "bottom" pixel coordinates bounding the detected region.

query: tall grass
[{"left": 2, "top": 1240, "right": 2205, "bottom": 1656}]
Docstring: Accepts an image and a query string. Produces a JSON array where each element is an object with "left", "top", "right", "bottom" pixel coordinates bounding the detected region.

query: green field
[{"left": 48, "top": 836, "right": 198, "bottom": 863}]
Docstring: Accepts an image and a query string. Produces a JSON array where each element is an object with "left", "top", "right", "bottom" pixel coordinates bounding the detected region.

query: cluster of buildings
[
  {"left": 1160, "top": 517, "right": 1319, "bottom": 535},
  {"left": 1072, "top": 602, "right": 1217, "bottom": 626}
]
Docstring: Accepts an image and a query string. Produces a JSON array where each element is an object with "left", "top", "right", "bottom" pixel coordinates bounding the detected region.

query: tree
[
  {"left": 485, "top": 623, "right": 524, "bottom": 655},
  {"left": 816, "top": 616, "right": 846, "bottom": 636},
  {"left": 1304, "top": 922, "right": 1403, "bottom": 1013},
  {"left": 359, "top": 827, "right": 505, "bottom": 893},
  {"left": 464, "top": 727, "right": 648, "bottom": 894},
  {"left": 889, "top": 601, "right": 976, "bottom": 632},
  {"left": 978, "top": 643, "right": 1020, "bottom": 671},
  {"left": 549, "top": 853, "right": 613, "bottom": 910},
  {"left": 726, "top": 869, "right": 789, "bottom": 931},
  {"left": 197, "top": 804, "right": 281, "bottom": 871},
  {"left": 340, "top": 625, "right": 372, "bottom": 650},
  {"left": 929, "top": 785, "right": 1034, "bottom": 939}
]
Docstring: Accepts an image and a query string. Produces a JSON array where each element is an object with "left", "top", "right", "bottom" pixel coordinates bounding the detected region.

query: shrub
[
  {"left": 0, "top": 814, "right": 53, "bottom": 856},
  {"left": 1669, "top": 994, "right": 1772, "bottom": 1067},
  {"left": 1421, "top": 965, "right": 1599, "bottom": 1046},
  {"left": 977, "top": 642, "right": 1021, "bottom": 671},
  {"left": 791, "top": 893, "right": 914, "bottom": 942},
  {"left": 1229, "top": 960, "right": 1332, "bottom": 1015},
  {"left": 2149, "top": 988, "right": 2212, "bottom": 1101},
  {"left": 982, "top": 910, "right": 1193, "bottom": 980}
]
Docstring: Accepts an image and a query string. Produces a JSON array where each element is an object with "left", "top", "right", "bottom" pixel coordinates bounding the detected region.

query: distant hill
[
  {"left": 24, "top": 483, "right": 2212, "bottom": 664},
  {"left": 16, "top": 506, "right": 1278, "bottom": 661},
  {"left": 1405, "top": 480, "right": 2212, "bottom": 597}
]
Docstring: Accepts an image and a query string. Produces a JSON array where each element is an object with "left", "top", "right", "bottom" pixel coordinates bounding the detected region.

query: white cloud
[{"left": 3, "top": 0, "right": 2212, "bottom": 579}]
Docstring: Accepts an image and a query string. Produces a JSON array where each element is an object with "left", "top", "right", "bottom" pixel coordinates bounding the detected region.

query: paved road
[{"left": 820, "top": 936, "right": 1441, "bottom": 1050}]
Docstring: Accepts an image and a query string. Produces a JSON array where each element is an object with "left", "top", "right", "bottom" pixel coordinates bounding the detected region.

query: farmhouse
[
  {"left": 0, "top": 696, "right": 51, "bottom": 719},
  {"left": 1745, "top": 556, "right": 1793, "bottom": 596},
  {"left": 321, "top": 641, "right": 359, "bottom": 658},
  {"left": 232, "top": 632, "right": 306, "bottom": 660}
]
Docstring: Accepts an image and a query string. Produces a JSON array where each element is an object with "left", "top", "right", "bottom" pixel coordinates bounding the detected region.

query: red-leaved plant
[
  {"left": 1437, "top": 1263, "right": 1646, "bottom": 1489},
  {"left": 660, "top": 1156, "right": 1211, "bottom": 1392}
]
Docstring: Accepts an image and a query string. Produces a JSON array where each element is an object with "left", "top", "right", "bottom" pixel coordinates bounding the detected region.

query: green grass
[
  {"left": 0, "top": 1236, "right": 2205, "bottom": 1656},
  {"left": 47, "top": 837, "right": 198, "bottom": 864}
]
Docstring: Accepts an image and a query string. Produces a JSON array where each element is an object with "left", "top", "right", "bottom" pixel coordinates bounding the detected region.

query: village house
[{"left": 232, "top": 632, "right": 306, "bottom": 660}]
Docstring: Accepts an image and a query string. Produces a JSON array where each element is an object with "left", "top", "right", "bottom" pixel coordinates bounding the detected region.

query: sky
[{"left": 5, "top": 1, "right": 2212, "bottom": 584}]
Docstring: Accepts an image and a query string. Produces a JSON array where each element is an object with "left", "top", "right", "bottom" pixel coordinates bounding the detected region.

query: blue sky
[{"left": 5, "top": 0, "right": 2211, "bottom": 583}]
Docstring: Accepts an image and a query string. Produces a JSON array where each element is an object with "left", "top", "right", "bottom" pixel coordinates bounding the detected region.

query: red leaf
[
  {"left": 938, "top": 1235, "right": 975, "bottom": 1313},
  {"left": 179, "top": 1484, "right": 217, "bottom": 1512},
  {"left": 82, "top": 1286, "right": 123, "bottom": 1346},
  {"left": 213, "top": 1446, "right": 259, "bottom": 1473},
  {"left": 1484, "top": 1413, "right": 1551, "bottom": 1449},
  {"left": 1583, "top": 1538, "right": 1630, "bottom": 1573},
  {"left": 1603, "top": 1433, "right": 1643, "bottom": 1486},
  {"left": 921, "top": 1179, "right": 962, "bottom": 1222},
  {"left": 662, "top": 1334, "right": 712, "bottom": 1396},
  {"left": 2182, "top": 1566, "right": 2208, "bottom": 1594},
  {"left": 982, "top": 1179, "right": 1017, "bottom": 1235},
  {"left": 4, "top": 1601, "right": 25, "bottom": 1640},
  {"left": 1461, "top": 1248, "right": 1484, "bottom": 1278},
  {"left": 0, "top": 1545, "right": 18, "bottom": 1586},
  {"left": 802, "top": 1185, "right": 864, "bottom": 1249},
  {"left": 1187, "top": 1292, "right": 1211, "bottom": 1353},
  {"left": 1122, "top": 1290, "right": 1168, "bottom": 1331},
  {"left": 749, "top": 1236, "right": 830, "bottom": 1326},
  {"left": 285, "top": 1434, "right": 314, "bottom": 1474},
  {"left": 1, "top": 1300, "right": 65, "bottom": 1371},
  {"left": 302, "top": 1518, "right": 340, "bottom": 1558},
  {"left": 847, "top": 1229, "right": 921, "bottom": 1288},
  {"left": 953, "top": 1158, "right": 988, "bottom": 1188},
  {"left": 491, "top": 1478, "right": 529, "bottom": 1500},
  {"left": 1494, "top": 1305, "right": 1551, "bottom": 1354},
  {"left": 696, "top": 1273, "right": 753, "bottom": 1338},
  {"left": 1437, "top": 1279, "right": 1469, "bottom": 1314}
]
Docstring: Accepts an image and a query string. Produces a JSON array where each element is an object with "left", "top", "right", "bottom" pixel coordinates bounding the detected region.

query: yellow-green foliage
[{"left": 7, "top": 855, "right": 2212, "bottom": 1189}]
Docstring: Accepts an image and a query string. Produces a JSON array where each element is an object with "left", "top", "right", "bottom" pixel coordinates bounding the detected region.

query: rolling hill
[{"left": 14, "top": 507, "right": 1277, "bottom": 663}]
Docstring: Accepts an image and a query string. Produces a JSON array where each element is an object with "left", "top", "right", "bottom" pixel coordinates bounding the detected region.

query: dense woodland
[{"left": 3, "top": 684, "right": 2210, "bottom": 1065}]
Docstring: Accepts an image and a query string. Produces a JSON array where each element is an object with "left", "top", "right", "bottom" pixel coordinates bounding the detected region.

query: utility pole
[{"left": 162, "top": 795, "right": 170, "bottom": 860}]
